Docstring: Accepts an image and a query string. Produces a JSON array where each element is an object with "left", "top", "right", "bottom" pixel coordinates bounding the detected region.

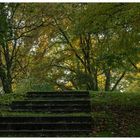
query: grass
[
  {"left": 89, "top": 91, "right": 140, "bottom": 107},
  {"left": 93, "top": 131, "right": 114, "bottom": 137}
]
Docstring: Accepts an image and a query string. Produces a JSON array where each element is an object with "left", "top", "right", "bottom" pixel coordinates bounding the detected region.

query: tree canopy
[{"left": 0, "top": 3, "right": 140, "bottom": 93}]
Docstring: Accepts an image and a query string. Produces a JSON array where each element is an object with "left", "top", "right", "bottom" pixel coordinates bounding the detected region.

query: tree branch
[
  {"left": 51, "top": 64, "right": 76, "bottom": 74},
  {"left": 127, "top": 56, "right": 139, "bottom": 71},
  {"left": 53, "top": 18, "right": 85, "bottom": 67},
  {"left": 111, "top": 71, "right": 126, "bottom": 91}
]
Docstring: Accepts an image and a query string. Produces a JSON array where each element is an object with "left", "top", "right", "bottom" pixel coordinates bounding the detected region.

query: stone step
[
  {"left": 11, "top": 103, "right": 90, "bottom": 107},
  {"left": 0, "top": 129, "right": 91, "bottom": 137},
  {"left": 27, "top": 91, "right": 89, "bottom": 95},
  {"left": 26, "top": 94, "right": 89, "bottom": 98},
  {"left": 11, "top": 103, "right": 91, "bottom": 109},
  {"left": 0, "top": 122, "right": 91, "bottom": 130},
  {"left": 27, "top": 91, "right": 89, "bottom": 96},
  {"left": 11, "top": 100, "right": 91, "bottom": 106},
  {"left": 11, "top": 106, "right": 91, "bottom": 112},
  {"left": 0, "top": 122, "right": 91, "bottom": 125},
  {"left": 11, "top": 108, "right": 90, "bottom": 113},
  {"left": 3, "top": 91, "right": 92, "bottom": 137},
  {"left": 26, "top": 96, "right": 90, "bottom": 100},
  {"left": 0, "top": 116, "right": 92, "bottom": 123},
  {"left": 2, "top": 91, "right": 92, "bottom": 137},
  {"left": 11, "top": 104, "right": 90, "bottom": 110}
]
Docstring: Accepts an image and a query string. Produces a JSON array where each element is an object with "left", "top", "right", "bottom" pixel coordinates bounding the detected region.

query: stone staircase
[{"left": 0, "top": 91, "right": 92, "bottom": 137}]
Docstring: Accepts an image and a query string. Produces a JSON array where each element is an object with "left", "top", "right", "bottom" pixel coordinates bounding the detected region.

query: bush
[
  {"left": 15, "top": 78, "right": 54, "bottom": 93},
  {"left": 0, "top": 92, "right": 25, "bottom": 105}
]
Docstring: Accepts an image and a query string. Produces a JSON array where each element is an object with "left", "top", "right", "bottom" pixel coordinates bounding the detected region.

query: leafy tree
[{"left": 0, "top": 3, "right": 44, "bottom": 93}]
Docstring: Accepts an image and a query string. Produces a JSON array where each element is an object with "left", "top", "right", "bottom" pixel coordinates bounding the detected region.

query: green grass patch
[
  {"left": 89, "top": 91, "right": 140, "bottom": 107},
  {"left": 94, "top": 131, "right": 114, "bottom": 137}
]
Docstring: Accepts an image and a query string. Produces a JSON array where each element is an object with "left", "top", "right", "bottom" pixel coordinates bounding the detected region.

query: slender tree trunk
[
  {"left": 5, "top": 75, "right": 12, "bottom": 93},
  {"left": 94, "top": 70, "right": 98, "bottom": 91},
  {"left": 90, "top": 69, "right": 98, "bottom": 91},
  {"left": 105, "top": 68, "right": 111, "bottom": 91}
]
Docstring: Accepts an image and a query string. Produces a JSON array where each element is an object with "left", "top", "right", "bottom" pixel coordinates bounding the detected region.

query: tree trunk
[
  {"left": 0, "top": 50, "right": 12, "bottom": 93},
  {"left": 94, "top": 72, "right": 99, "bottom": 91},
  {"left": 0, "top": 61, "right": 13, "bottom": 93},
  {"left": 105, "top": 68, "right": 111, "bottom": 91},
  {"left": 0, "top": 67, "right": 13, "bottom": 93},
  {"left": 1, "top": 42, "right": 13, "bottom": 93},
  {"left": 1, "top": 77, "right": 12, "bottom": 93},
  {"left": 91, "top": 70, "right": 98, "bottom": 91}
]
